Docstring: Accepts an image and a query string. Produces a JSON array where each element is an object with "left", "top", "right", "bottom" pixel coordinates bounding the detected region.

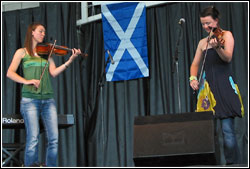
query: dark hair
[
  {"left": 24, "top": 22, "right": 45, "bottom": 57},
  {"left": 200, "top": 6, "right": 220, "bottom": 20}
]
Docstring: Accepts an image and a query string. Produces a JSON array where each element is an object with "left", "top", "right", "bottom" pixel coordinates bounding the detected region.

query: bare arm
[
  {"left": 209, "top": 31, "right": 234, "bottom": 62},
  {"left": 190, "top": 39, "right": 206, "bottom": 90},
  {"left": 6, "top": 48, "right": 40, "bottom": 88},
  {"left": 49, "top": 48, "right": 81, "bottom": 77}
]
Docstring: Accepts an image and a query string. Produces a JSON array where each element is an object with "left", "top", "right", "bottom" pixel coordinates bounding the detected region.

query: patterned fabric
[
  {"left": 196, "top": 72, "right": 216, "bottom": 114},
  {"left": 196, "top": 48, "right": 244, "bottom": 119}
]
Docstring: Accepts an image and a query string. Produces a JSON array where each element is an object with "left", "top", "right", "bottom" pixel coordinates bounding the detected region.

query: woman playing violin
[
  {"left": 189, "top": 6, "right": 244, "bottom": 165},
  {"left": 6, "top": 22, "right": 81, "bottom": 167}
]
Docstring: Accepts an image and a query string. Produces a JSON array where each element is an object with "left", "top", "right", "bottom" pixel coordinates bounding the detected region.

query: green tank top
[{"left": 22, "top": 52, "right": 54, "bottom": 99}]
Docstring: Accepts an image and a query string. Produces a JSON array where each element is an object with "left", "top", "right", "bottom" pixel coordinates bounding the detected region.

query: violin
[
  {"left": 209, "top": 27, "right": 225, "bottom": 48},
  {"left": 36, "top": 43, "right": 88, "bottom": 57}
]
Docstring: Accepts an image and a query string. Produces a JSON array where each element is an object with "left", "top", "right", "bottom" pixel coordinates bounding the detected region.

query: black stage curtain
[{"left": 2, "top": 2, "right": 248, "bottom": 167}]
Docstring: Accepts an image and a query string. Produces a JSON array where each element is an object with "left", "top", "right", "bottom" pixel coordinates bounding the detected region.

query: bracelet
[
  {"left": 64, "top": 64, "right": 68, "bottom": 68},
  {"left": 189, "top": 76, "right": 197, "bottom": 82}
]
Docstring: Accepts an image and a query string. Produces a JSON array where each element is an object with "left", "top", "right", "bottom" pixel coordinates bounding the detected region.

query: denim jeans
[
  {"left": 221, "top": 118, "right": 241, "bottom": 164},
  {"left": 20, "top": 97, "right": 58, "bottom": 167}
]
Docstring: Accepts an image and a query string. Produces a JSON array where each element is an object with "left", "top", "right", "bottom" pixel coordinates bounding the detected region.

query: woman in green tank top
[{"left": 6, "top": 22, "right": 81, "bottom": 167}]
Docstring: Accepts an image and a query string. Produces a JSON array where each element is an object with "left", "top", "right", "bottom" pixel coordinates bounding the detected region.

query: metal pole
[{"left": 176, "top": 61, "right": 181, "bottom": 113}]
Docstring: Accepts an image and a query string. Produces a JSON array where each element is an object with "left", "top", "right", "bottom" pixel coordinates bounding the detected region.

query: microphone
[
  {"left": 107, "top": 50, "right": 115, "bottom": 64},
  {"left": 178, "top": 18, "right": 185, "bottom": 25}
]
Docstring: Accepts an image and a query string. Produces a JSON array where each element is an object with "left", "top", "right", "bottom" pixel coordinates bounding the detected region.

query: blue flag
[{"left": 101, "top": 2, "right": 149, "bottom": 81}]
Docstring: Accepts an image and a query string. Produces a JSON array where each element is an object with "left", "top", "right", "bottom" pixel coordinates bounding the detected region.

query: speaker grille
[{"left": 133, "top": 112, "right": 219, "bottom": 166}]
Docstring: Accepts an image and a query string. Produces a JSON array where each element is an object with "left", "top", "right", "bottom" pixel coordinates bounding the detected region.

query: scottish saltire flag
[{"left": 101, "top": 2, "right": 149, "bottom": 81}]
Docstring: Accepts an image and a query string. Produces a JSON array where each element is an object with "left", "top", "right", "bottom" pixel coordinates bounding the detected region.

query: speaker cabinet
[{"left": 133, "top": 111, "right": 219, "bottom": 166}]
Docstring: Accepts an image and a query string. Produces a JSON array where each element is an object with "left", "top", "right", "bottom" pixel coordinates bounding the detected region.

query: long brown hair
[{"left": 24, "top": 22, "right": 45, "bottom": 57}]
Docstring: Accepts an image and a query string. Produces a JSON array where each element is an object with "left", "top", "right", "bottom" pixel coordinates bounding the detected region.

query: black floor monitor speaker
[{"left": 133, "top": 111, "right": 219, "bottom": 166}]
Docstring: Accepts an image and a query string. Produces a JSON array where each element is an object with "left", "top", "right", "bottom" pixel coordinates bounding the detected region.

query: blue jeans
[
  {"left": 221, "top": 118, "right": 240, "bottom": 164},
  {"left": 20, "top": 97, "right": 58, "bottom": 167}
]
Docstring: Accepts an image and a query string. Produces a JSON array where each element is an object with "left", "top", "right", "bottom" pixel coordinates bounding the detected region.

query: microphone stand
[
  {"left": 95, "top": 50, "right": 112, "bottom": 148},
  {"left": 172, "top": 24, "right": 183, "bottom": 113},
  {"left": 98, "top": 52, "right": 111, "bottom": 88}
]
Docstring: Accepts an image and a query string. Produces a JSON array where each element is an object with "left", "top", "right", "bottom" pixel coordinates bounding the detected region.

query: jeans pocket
[{"left": 20, "top": 97, "right": 35, "bottom": 115}]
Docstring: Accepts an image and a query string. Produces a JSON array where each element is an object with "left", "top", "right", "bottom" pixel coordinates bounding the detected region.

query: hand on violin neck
[
  {"left": 72, "top": 48, "right": 81, "bottom": 56},
  {"left": 67, "top": 48, "right": 81, "bottom": 63}
]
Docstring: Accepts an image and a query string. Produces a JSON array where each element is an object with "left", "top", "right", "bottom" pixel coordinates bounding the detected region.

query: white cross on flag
[{"left": 101, "top": 2, "right": 149, "bottom": 81}]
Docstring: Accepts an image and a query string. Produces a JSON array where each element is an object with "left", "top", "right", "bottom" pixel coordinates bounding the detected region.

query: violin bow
[
  {"left": 198, "top": 29, "right": 214, "bottom": 83},
  {"left": 39, "top": 40, "right": 57, "bottom": 82}
]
